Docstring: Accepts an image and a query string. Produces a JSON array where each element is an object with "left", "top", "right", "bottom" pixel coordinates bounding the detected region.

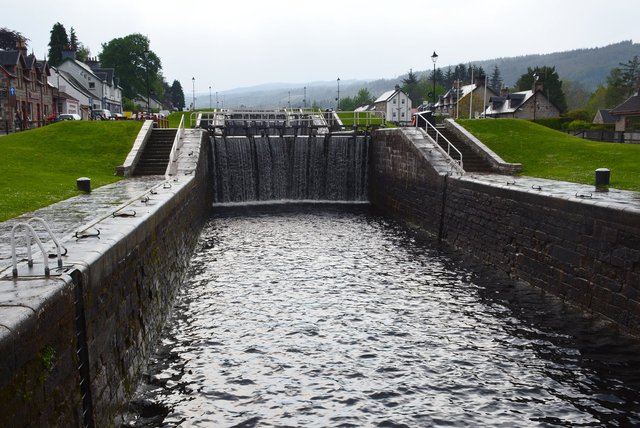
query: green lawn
[
  {"left": 0, "top": 120, "right": 141, "bottom": 221},
  {"left": 458, "top": 119, "right": 640, "bottom": 192},
  {"left": 337, "top": 111, "right": 387, "bottom": 128}
]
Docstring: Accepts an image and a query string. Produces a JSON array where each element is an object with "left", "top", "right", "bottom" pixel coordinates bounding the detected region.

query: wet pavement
[
  {"left": 0, "top": 176, "right": 163, "bottom": 275},
  {"left": 463, "top": 173, "right": 640, "bottom": 214}
]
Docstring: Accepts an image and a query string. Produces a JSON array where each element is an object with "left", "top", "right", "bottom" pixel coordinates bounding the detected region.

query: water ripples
[{"left": 124, "top": 204, "right": 640, "bottom": 427}]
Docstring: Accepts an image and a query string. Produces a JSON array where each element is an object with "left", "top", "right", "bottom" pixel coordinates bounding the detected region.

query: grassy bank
[
  {"left": 0, "top": 120, "right": 141, "bottom": 221},
  {"left": 458, "top": 119, "right": 640, "bottom": 192}
]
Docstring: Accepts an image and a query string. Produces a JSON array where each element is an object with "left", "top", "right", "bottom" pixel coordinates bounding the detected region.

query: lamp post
[
  {"left": 144, "top": 50, "right": 150, "bottom": 114},
  {"left": 431, "top": 51, "right": 438, "bottom": 111},
  {"left": 336, "top": 77, "right": 340, "bottom": 111},
  {"left": 209, "top": 86, "right": 212, "bottom": 109},
  {"left": 191, "top": 77, "right": 195, "bottom": 111},
  {"left": 303, "top": 86, "right": 307, "bottom": 109},
  {"left": 288, "top": 91, "right": 291, "bottom": 109},
  {"left": 533, "top": 73, "right": 539, "bottom": 121},
  {"left": 216, "top": 91, "right": 219, "bottom": 109}
]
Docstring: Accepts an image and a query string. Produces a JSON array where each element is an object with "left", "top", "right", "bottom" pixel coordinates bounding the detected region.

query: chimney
[
  {"left": 61, "top": 44, "right": 76, "bottom": 61},
  {"left": 532, "top": 74, "right": 543, "bottom": 93},
  {"left": 394, "top": 84, "right": 401, "bottom": 91},
  {"left": 500, "top": 85, "right": 509, "bottom": 97},
  {"left": 475, "top": 75, "right": 486, "bottom": 88},
  {"left": 15, "top": 38, "right": 27, "bottom": 55}
]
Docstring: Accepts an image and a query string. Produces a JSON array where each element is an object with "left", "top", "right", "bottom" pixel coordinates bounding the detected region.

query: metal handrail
[
  {"left": 338, "top": 110, "right": 386, "bottom": 127},
  {"left": 166, "top": 114, "right": 185, "bottom": 177},
  {"left": 27, "top": 217, "right": 65, "bottom": 269},
  {"left": 11, "top": 222, "right": 50, "bottom": 277},
  {"left": 415, "top": 112, "right": 464, "bottom": 174}
]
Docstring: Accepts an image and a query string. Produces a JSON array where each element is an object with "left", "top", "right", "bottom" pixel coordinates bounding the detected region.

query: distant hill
[{"left": 196, "top": 40, "right": 640, "bottom": 109}]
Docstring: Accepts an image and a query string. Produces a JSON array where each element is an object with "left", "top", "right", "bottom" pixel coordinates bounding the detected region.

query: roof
[
  {"left": 611, "top": 91, "right": 640, "bottom": 115},
  {"left": 374, "top": 89, "right": 399, "bottom": 104},
  {"left": 0, "top": 50, "right": 20, "bottom": 66},
  {"left": 484, "top": 90, "right": 534, "bottom": 115},
  {"left": 594, "top": 109, "right": 616, "bottom": 124},
  {"left": 54, "top": 68, "right": 95, "bottom": 99}
]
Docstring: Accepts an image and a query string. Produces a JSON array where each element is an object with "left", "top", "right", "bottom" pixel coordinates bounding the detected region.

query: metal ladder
[{"left": 10, "top": 217, "right": 65, "bottom": 277}]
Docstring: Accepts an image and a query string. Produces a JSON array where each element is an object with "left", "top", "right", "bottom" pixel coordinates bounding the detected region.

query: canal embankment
[
  {"left": 369, "top": 127, "right": 640, "bottom": 334},
  {"left": 0, "top": 128, "right": 210, "bottom": 427}
]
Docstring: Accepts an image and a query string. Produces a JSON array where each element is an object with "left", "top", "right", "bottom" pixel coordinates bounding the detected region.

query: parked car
[
  {"left": 92, "top": 109, "right": 112, "bottom": 120},
  {"left": 57, "top": 114, "right": 82, "bottom": 121}
]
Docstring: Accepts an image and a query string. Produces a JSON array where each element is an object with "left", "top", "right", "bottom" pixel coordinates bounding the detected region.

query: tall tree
[
  {"left": 0, "top": 27, "right": 28, "bottom": 50},
  {"left": 99, "top": 33, "right": 162, "bottom": 100},
  {"left": 170, "top": 79, "right": 185, "bottom": 111},
  {"left": 401, "top": 69, "right": 421, "bottom": 106},
  {"left": 618, "top": 56, "right": 640, "bottom": 95},
  {"left": 68, "top": 27, "right": 90, "bottom": 61},
  {"left": 489, "top": 65, "right": 503, "bottom": 93},
  {"left": 48, "top": 22, "right": 69, "bottom": 67},
  {"left": 353, "top": 88, "right": 374, "bottom": 107},
  {"left": 69, "top": 27, "right": 78, "bottom": 49},
  {"left": 515, "top": 66, "right": 568, "bottom": 113}
]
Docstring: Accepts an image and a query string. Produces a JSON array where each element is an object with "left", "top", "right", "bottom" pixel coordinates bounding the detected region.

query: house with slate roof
[
  {"left": 483, "top": 88, "right": 559, "bottom": 120},
  {"left": 593, "top": 109, "right": 616, "bottom": 126},
  {"left": 0, "top": 39, "right": 53, "bottom": 132},
  {"left": 48, "top": 66, "right": 94, "bottom": 120},
  {"left": 610, "top": 90, "right": 640, "bottom": 131},
  {"left": 57, "top": 48, "right": 122, "bottom": 114},
  {"left": 373, "top": 85, "right": 412, "bottom": 124},
  {"left": 434, "top": 78, "right": 497, "bottom": 119}
]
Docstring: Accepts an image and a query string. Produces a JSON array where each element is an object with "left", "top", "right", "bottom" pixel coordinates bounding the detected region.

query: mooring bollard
[
  {"left": 77, "top": 177, "right": 91, "bottom": 193},
  {"left": 595, "top": 168, "right": 610, "bottom": 189}
]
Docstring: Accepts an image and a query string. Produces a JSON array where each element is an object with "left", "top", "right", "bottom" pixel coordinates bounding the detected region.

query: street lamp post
[
  {"left": 431, "top": 51, "right": 438, "bottom": 111},
  {"left": 144, "top": 50, "right": 150, "bottom": 114},
  {"left": 533, "top": 73, "right": 539, "bottom": 121},
  {"left": 209, "top": 86, "right": 212, "bottom": 109},
  {"left": 216, "top": 91, "right": 219, "bottom": 109},
  {"left": 336, "top": 77, "right": 340, "bottom": 111},
  {"left": 192, "top": 77, "right": 195, "bottom": 111},
  {"left": 303, "top": 86, "right": 307, "bottom": 109}
]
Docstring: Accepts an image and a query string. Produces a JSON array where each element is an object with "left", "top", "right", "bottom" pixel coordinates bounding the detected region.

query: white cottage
[{"left": 373, "top": 85, "right": 412, "bottom": 124}]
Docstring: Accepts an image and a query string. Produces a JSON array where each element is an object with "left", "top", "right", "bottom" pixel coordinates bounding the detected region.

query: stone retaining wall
[
  {"left": 0, "top": 129, "right": 211, "bottom": 427},
  {"left": 369, "top": 128, "right": 640, "bottom": 334}
]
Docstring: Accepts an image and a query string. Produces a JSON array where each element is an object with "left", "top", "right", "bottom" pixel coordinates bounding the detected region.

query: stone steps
[
  {"left": 133, "top": 129, "right": 177, "bottom": 176},
  {"left": 427, "top": 127, "right": 493, "bottom": 173}
]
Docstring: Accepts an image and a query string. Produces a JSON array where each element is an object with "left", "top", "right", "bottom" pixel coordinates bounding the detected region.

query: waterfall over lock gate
[{"left": 211, "top": 135, "right": 369, "bottom": 203}]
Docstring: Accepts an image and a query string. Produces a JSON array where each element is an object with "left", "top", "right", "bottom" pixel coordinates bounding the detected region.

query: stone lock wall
[
  {"left": 442, "top": 179, "right": 640, "bottom": 331},
  {"left": 0, "top": 129, "right": 212, "bottom": 427},
  {"left": 369, "top": 128, "right": 640, "bottom": 334}
]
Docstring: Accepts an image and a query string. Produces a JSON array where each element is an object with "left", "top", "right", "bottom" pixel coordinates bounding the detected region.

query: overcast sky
[{"left": 6, "top": 0, "right": 639, "bottom": 94}]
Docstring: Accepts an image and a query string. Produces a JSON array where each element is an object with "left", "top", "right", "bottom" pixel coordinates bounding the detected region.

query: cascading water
[{"left": 211, "top": 134, "right": 369, "bottom": 202}]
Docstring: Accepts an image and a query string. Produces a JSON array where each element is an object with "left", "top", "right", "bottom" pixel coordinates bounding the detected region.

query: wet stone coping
[
  {"left": 0, "top": 129, "right": 204, "bottom": 339},
  {"left": 462, "top": 173, "right": 640, "bottom": 215}
]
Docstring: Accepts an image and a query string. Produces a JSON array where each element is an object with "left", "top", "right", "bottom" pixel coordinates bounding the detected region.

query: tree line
[{"left": 0, "top": 25, "right": 186, "bottom": 111}]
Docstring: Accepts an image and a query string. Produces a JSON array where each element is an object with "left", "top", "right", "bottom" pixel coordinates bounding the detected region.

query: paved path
[
  {"left": 0, "top": 176, "right": 163, "bottom": 275},
  {"left": 463, "top": 173, "right": 640, "bottom": 213}
]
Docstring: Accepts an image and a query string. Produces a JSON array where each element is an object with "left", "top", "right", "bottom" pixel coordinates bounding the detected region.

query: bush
[
  {"left": 564, "top": 109, "right": 592, "bottom": 122},
  {"left": 565, "top": 120, "right": 592, "bottom": 131}
]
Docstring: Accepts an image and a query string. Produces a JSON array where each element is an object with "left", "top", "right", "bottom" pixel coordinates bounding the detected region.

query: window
[
  {"left": 401, "top": 99, "right": 405, "bottom": 104},
  {"left": 392, "top": 99, "right": 396, "bottom": 104},
  {"left": 89, "top": 82, "right": 95, "bottom": 89}
]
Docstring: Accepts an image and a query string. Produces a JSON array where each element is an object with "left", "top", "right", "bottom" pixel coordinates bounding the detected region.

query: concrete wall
[
  {"left": 0, "top": 129, "right": 211, "bottom": 427},
  {"left": 369, "top": 128, "right": 640, "bottom": 334}
]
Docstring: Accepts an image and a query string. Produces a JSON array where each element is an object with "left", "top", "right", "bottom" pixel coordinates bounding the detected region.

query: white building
[
  {"left": 56, "top": 50, "right": 122, "bottom": 113},
  {"left": 373, "top": 85, "right": 412, "bottom": 124}
]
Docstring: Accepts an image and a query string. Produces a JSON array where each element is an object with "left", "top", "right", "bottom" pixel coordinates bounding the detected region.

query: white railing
[
  {"left": 415, "top": 111, "right": 464, "bottom": 175},
  {"left": 337, "top": 110, "right": 386, "bottom": 127},
  {"left": 166, "top": 114, "right": 185, "bottom": 177},
  {"left": 10, "top": 217, "right": 65, "bottom": 277}
]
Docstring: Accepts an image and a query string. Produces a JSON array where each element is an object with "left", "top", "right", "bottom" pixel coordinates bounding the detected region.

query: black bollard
[
  {"left": 77, "top": 177, "right": 91, "bottom": 193},
  {"left": 595, "top": 168, "right": 610, "bottom": 189}
]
